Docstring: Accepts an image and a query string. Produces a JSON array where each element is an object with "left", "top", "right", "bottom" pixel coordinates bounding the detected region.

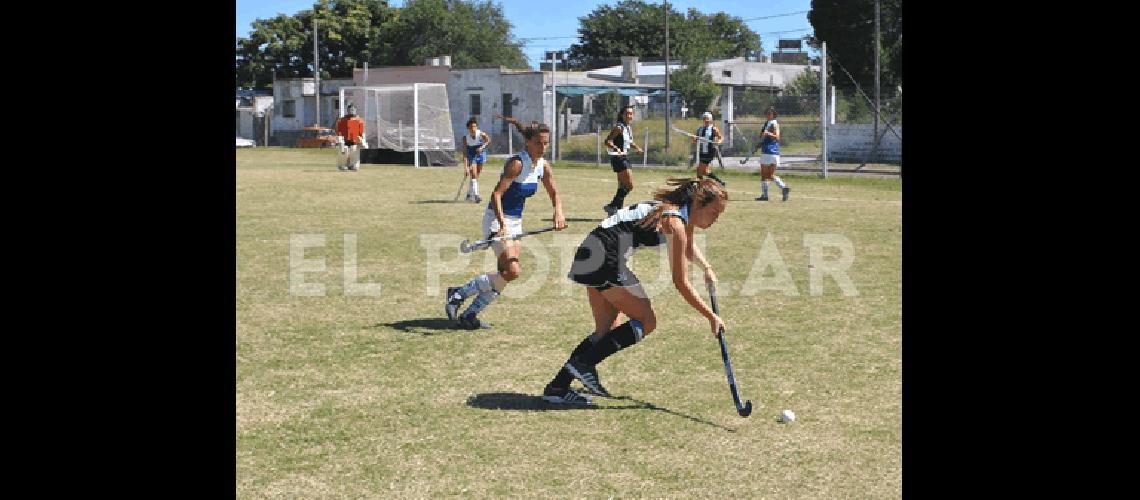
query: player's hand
[
  {"left": 553, "top": 210, "right": 567, "bottom": 230},
  {"left": 496, "top": 225, "right": 508, "bottom": 239},
  {"left": 703, "top": 267, "right": 718, "bottom": 286},
  {"left": 708, "top": 313, "right": 726, "bottom": 338}
]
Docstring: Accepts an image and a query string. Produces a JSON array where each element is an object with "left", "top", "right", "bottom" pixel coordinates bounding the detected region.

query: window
[
  {"left": 722, "top": 70, "right": 732, "bottom": 78},
  {"left": 283, "top": 100, "right": 296, "bottom": 118},
  {"left": 470, "top": 94, "right": 481, "bottom": 116},
  {"left": 501, "top": 94, "right": 512, "bottom": 132}
]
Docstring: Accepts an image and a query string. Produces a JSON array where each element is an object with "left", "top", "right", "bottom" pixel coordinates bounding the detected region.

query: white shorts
[
  {"left": 759, "top": 154, "right": 780, "bottom": 166},
  {"left": 482, "top": 209, "right": 524, "bottom": 239}
]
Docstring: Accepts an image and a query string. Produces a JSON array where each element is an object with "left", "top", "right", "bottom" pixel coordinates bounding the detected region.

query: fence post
[
  {"left": 643, "top": 128, "right": 649, "bottom": 167},
  {"left": 596, "top": 125, "right": 601, "bottom": 167},
  {"left": 820, "top": 41, "right": 828, "bottom": 179}
]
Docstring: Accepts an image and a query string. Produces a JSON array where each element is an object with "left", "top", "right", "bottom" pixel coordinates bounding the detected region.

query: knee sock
[
  {"left": 577, "top": 320, "right": 645, "bottom": 366},
  {"left": 773, "top": 176, "right": 786, "bottom": 189},
  {"left": 548, "top": 337, "right": 597, "bottom": 389},
  {"left": 461, "top": 289, "right": 498, "bottom": 319},
  {"left": 471, "top": 178, "right": 479, "bottom": 195},
  {"left": 761, "top": 180, "right": 769, "bottom": 196},
  {"left": 454, "top": 273, "right": 496, "bottom": 301},
  {"left": 609, "top": 185, "right": 631, "bottom": 208}
]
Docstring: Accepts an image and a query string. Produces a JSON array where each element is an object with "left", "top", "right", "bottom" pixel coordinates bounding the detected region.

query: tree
[
  {"left": 235, "top": 0, "right": 527, "bottom": 89},
  {"left": 807, "top": 0, "right": 901, "bottom": 92},
  {"left": 566, "top": 1, "right": 759, "bottom": 70},
  {"left": 784, "top": 67, "right": 821, "bottom": 96},
  {"left": 379, "top": 0, "right": 528, "bottom": 69}
]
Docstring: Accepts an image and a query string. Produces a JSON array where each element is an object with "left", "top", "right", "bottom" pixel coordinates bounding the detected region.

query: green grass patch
[{"left": 237, "top": 148, "right": 901, "bottom": 497}]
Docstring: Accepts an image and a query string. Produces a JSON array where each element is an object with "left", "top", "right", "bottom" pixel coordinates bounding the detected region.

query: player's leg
[
  {"left": 605, "top": 164, "right": 634, "bottom": 215},
  {"left": 769, "top": 157, "right": 788, "bottom": 201},
  {"left": 564, "top": 282, "right": 655, "bottom": 396},
  {"left": 757, "top": 164, "right": 774, "bottom": 200},
  {"left": 456, "top": 233, "right": 520, "bottom": 329},
  {"left": 469, "top": 156, "right": 484, "bottom": 203},
  {"left": 349, "top": 145, "right": 361, "bottom": 170},
  {"left": 544, "top": 286, "right": 621, "bottom": 403},
  {"left": 697, "top": 160, "right": 711, "bottom": 178}
]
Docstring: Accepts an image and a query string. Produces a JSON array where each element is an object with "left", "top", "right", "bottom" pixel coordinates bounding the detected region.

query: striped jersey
[
  {"left": 613, "top": 121, "right": 633, "bottom": 154},
  {"left": 489, "top": 149, "right": 544, "bottom": 217},
  {"left": 697, "top": 125, "right": 716, "bottom": 154},
  {"left": 760, "top": 119, "right": 779, "bottom": 155},
  {"left": 591, "top": 201, "right": 691, "bottom": 253}
]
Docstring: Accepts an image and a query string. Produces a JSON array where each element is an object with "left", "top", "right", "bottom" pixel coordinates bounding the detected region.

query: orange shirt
[{"left": 336, "top": 116, "right": 365, "bottom": 142}]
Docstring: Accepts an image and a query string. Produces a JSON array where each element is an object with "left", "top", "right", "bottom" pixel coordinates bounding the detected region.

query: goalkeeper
[{"left": 335, "top": 103, "right": 368, "bottom": 171}]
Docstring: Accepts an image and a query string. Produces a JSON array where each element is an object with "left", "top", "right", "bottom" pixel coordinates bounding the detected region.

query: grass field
[{"left": 237, "top": 147, "right": 901, "bottom": 497}]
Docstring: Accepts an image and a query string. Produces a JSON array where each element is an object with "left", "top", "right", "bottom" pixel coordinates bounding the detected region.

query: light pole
[
  {"left": 664, "top": 0, "right": 671, "bottom": 150},
  {"left": 546, "top": 50, "right": 566, "bottom": 160}
]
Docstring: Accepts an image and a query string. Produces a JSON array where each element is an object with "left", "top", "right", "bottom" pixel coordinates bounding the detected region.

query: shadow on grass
[
  {"left": 374, "top": 318, "right": 457, "bottom": 335},
  {"left": 465, "top": 392, "right": 735, "bottom": 432},
  {"left": 410, "top": 199, "right": 466, "bottom": 204},
  {"left": 540, "top": 217, "right": 601, "bottom": 223}
]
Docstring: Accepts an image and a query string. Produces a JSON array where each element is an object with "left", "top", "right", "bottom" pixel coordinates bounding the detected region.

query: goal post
[{"left": 337, "top": 83, "right": 455, "bottom": 167}]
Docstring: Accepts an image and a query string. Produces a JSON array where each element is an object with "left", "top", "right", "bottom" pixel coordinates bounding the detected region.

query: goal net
[{"left": 338, "top": 83, "right": 455, "bottom": 166}]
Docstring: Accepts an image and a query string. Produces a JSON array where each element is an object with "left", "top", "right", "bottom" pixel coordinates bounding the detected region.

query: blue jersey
[
  {"left": 488, "top": 149, "right": 544, "bottom": 217},
  {"left": 760, "top": 119, "right": 780, "bottom": 155}
]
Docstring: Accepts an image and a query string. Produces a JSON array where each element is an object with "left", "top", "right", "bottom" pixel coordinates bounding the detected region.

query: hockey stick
[
  {"left": 707, "top": 282, "right": 753, "bottom": 417},
  {"left": 673, "top": 125, "right": 724, "bottom": 169},
  {"left": 459, "top": 226, "right": 560, "bottom": 253},
  {"left": 454, "top": 167, "right": 469, "bottom": 201}
]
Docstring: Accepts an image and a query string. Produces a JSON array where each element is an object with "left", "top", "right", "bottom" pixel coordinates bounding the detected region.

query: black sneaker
[
  {"left": 781, "top": 187, "right": 790, "bottom": 201},
  {"left": 564, "top": 357, "right": 610, "bottom": 397},
  {"left": 445, "top": 286, "right": 465, "bottom": 321},
  {"left": 456, "top": 314, "right": 492, "bottom": 330},
  {"left": 541, "top": 384, "right": 594, "bottom": 405},
  {"left": 603, "top": 204, "right": 618, "bottom": 216},
  {"left": 473, "top": 194, "right": 482, "bottom": 203},
  {"left": 755, "top": 195, "right": 769, "bottom": 201}
]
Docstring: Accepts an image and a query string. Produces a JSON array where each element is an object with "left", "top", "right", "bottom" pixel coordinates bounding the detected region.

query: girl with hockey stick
[
  {"left": 444, "top": 118, "right": 567, "bottom": 330},
  {"left": 540, "top": 177, "right": 727, "bottom": 404},
  {"left": 692, "top": 111, "right": 725, "bottom": 184},
  {"left": 755, "top": 107, "right": 789, "bottom": 201},
  {"left": 461, "top": 117, "right": 492, "bottom": 203},
  {"left": 602, "top": 106, "right": 645, "bottom": 216}
]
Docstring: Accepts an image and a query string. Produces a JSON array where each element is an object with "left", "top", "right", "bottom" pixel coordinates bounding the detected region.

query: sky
[{"left": 236, "top": 0, "right": 818, "bottom": 70}]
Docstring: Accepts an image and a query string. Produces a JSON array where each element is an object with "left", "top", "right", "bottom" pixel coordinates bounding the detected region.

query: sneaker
[
  {"left": 781, "top": 187, "right": 790, "bottom": 201},
  {"left": 564, "top": 357, "right": 610, "bottom": 397},
  {"left": 541, "top": 385, "right": 594, "bottom": 405},
  {"left": 755, "top": 195, "right": 769, "bottom": 201},
  {"left": 473, "top": 194, "right": 482, "bottom": 204},
  {"left": 456, "top": 314, "right": 492, "bottom": 330},
  {"left": 603, "top": 204, "right": 618, "bottom": 216},
  {"left": 445, "top": 286, "right": 465, "bottom": 321}
]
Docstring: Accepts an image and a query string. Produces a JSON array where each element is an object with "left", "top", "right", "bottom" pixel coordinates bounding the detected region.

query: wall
[{"left": 827, "top": 123, "right": 902, "bottom": 163}]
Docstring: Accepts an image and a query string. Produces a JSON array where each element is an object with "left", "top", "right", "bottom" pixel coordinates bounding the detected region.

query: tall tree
[
  {"left": 235, "top": 0, "right": 527, "bottom": 89},
  {"left": 566, "top": 1, "right": 759, "bottom": 70},
  {"left": 808, "top": 0, "right": 901, "bottom": 91},
  {"left": 380, "top": 0, "right": 528, "bottom": 69}
]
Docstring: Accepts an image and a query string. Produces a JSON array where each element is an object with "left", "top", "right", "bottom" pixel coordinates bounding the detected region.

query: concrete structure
[
  {"left": 270, "top": 77, "right": 354, "bottom": 146},
  {"left": 236, "top": 90, "right": 273, "bottom": 145}
]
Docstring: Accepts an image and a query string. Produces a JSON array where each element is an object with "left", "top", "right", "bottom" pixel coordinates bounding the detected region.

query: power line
[{"left": 741, "top": 10, "right": 809, "bottom": 22}]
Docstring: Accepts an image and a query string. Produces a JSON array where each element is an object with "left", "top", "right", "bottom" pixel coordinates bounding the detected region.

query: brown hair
[
  {"left": 502, "top": 116, "right": 549, "bottom": 140},
  {"left": 639, "top": 177, "right": 728, "bottom": 228}
]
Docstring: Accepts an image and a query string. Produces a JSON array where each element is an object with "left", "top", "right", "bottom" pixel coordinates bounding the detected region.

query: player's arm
[
  {"left": 479, "top": 131, "right": 491, "bottom": 151},
  {"left": 629, "top": 133, "right": 644, "bottom": 154},
  {"left": 491, "top": 159, "right": 522, "bottom": 236},
  {"left": 663, "top": 216, "right": 722, "bottom": 337},
  {"left": 540, "top": 162, "right": 566, "bottom": 230},
  {"left": 768, "top": 122, "right": 780, "bottom": 142},
  {"left": 605, "top": 126, "right": 622, "bottom": 152},
  {"left": 713, "top": 126, "right": 724, "bottom": 145},
  {"left": 686, "top": 231, "right": 716, "bottom": 284}
]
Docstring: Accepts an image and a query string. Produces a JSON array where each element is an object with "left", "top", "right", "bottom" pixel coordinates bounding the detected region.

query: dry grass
[{"left": 237, "top": 147, "right": 901, "bottom": 498}]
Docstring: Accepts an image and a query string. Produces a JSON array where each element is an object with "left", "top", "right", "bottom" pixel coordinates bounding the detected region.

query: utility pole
[
  {"left": 873, "top": 0, "right": 880, "bottom": 146},
  {"left": 313, "top": 16, "right": 320, "bottom": 128},
  {"left": 664, "top": 0, "right": 671, "bottom": 150}
]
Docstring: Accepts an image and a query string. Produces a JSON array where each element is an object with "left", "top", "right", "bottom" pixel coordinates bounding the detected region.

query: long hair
[
  {"left": 639, "top": 177, "right": 728, "bottom": 227},
  {"left": 503, "top": 116, "right": 549, "bottom": 140},
  {"left": 616, "top": 105, "right": 634, "bottom": 125}
]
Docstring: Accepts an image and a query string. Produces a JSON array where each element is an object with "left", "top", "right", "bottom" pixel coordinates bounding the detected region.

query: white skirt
[
  {"left": 759, "top": 153, "right": 780, "bottom": 166},
  {"left": 482, "top": 209, "right": 524, "bottom": 239}
]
